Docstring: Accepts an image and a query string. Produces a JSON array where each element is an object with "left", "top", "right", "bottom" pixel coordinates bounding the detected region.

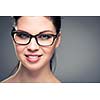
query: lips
[{"left": 25, "top": 54, "right": 42, "bottom": 63}]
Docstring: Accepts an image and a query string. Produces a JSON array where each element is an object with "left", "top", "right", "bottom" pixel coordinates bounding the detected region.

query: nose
[{"left": 27, "top": 38, "right": 39, "bottom": 52}]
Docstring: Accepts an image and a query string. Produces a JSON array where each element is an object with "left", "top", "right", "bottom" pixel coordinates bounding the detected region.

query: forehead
[{"left": 17, "top": 16, "right": 56, "bottom": 33}]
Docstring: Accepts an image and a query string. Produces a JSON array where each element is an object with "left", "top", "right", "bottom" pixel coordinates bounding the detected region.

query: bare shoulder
[
  {"left": 53, "top": 79, "right": 61, "bottom": 83},
  {"left": 50, "top": 76, "right": 61, "bottom": 83},
  {"left": 1, "top": 76, "right": 15, "bottom": 83}
]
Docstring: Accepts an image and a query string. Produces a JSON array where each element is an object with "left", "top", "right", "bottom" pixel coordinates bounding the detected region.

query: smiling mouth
[{"left": 25, "top": 54, "right": 42, "bottom": 63}]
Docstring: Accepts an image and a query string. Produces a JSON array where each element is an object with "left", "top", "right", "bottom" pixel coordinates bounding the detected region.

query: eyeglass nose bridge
[{"left": 28, "top": 34, "right": 40, "bottom": 46}]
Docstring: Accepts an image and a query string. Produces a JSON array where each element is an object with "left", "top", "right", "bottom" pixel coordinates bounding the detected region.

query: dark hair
[
  {"left": 13, "top": 16, "right": 61, "bottom": 34},
  {"left": 12, "top": 16, "right": 61, "bottom": 71}
]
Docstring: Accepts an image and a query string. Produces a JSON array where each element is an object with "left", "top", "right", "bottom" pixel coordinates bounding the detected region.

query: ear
[{"left": 55, "top": 32, "right": 62, "bottom": 48}]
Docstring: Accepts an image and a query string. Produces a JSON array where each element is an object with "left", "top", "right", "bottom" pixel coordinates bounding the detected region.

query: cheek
[
  {"left": 42, "top": 46, "right": 55, "bottom": 59},
  {"left": 14, "top": 45, "right": 25, "bottom": 59}
]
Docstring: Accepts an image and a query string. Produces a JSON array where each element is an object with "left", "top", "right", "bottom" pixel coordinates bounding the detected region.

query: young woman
[{"left": 2, "top": 16, "right": 61, "bottom": 83}]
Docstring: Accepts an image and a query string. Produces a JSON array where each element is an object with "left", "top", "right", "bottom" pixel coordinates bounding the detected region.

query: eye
[
  {"left": 16, "top": 32, "right": 30, "bottom": 39},
  {"left": 38, "top": 34, "right": 53, "bottom": 40}
]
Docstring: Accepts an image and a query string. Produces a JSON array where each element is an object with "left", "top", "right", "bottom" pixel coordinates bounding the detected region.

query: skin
[{"left": 2, "top": 16, "right": 61, "bottom": 83}]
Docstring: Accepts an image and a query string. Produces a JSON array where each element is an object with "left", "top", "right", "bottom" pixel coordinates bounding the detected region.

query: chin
[{"left": 22, "top": 63, "right": 45, "bottom": 72}]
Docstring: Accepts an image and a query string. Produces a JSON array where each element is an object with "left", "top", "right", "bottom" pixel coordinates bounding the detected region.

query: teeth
[
  {"left": 25, "top": 55, "right": 42, "bottom": 62},
  {"left": 28, "top": 56, "right": 38, "bottom": 59}
]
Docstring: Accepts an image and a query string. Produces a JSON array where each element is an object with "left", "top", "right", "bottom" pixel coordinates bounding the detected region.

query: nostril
[{"left": 27, "top": 48, "right": 39, "bottom": 52}]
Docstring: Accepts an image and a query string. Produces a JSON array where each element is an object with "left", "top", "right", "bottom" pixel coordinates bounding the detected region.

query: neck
[{"left": 13, "top": 64, "right": 59, "bottom": 83}]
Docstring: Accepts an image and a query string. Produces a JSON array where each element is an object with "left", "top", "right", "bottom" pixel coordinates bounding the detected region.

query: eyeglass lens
[{"left": 12, "top": 31, "right": 57, "bottom": 46}]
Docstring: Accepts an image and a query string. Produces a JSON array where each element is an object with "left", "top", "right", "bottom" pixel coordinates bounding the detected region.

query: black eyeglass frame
[{"left": 11, "top": 29, "right": 59, "bottom": 46}]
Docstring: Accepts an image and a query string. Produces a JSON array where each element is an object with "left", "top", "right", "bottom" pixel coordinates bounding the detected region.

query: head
[{"left": 11, "top": 16, "right": 61, "bottom": 72}]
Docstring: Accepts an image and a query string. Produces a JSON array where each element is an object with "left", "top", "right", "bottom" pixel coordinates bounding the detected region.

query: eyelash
[
  {"left": 38, "top": 34, "right": 52, "bottom": 39},
  {"left": 16, "top": 32, "right": 53, "bottom": 39},
  {"left": 17, "top": 32, "right": 30, "bottom": 39}
]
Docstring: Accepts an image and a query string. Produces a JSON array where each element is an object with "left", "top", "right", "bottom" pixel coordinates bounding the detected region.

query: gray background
[{"left": 0, "top": 16, "right": 100, "bottom": 82}]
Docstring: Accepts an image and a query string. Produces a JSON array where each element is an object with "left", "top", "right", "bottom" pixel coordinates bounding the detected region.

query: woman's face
[{"left": 14, "top": 16, "right": 61, "bottom": 71}]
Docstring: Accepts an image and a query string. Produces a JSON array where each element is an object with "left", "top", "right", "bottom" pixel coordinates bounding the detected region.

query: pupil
[
  {"left": 17, "top": 32, "right": 30, "bottom": 39},
  {"left": 39, "top": 34, "right": 52, "bottom": 40}
]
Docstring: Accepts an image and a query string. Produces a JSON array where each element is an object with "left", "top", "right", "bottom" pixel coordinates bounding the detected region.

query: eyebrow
[{"left": 16, "top": 29, "right": 56, "bottom": 34}]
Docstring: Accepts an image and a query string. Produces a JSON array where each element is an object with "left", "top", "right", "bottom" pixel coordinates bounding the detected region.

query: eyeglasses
[{"left": 11, "top": 30, "right": 59, "bottom": 46}]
